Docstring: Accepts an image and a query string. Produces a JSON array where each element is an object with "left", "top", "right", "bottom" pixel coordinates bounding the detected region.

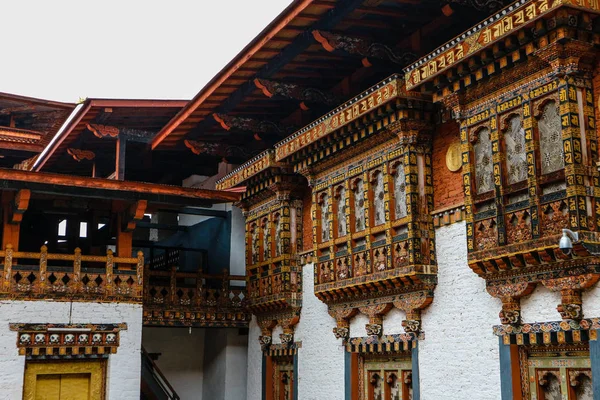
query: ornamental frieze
[{"left": 10, "top": 323, "right": 127, "bottom": 358}]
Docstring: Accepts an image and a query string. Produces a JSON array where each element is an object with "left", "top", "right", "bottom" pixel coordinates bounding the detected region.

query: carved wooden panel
[
  {"left": 337, "top": 187, "right": 348, "bottom": 237},
  {"left": 355, "top": 179, "right": 366, "bottom": 232},
  {"left": 538, "top": 100, "right": 563, "bottom": 175},
  {"left": 394, "top": 164, "right": 407, "bottom": 220},
  {"left": 373, "top": 172, "right": 385, "bottom": 226},
  {"left": 504, "top": 115, "right": 527, "bottom": 185},
  {"left": 474, "top": 127, "right": 494, "bottom": 194},
  {"left": 321, "top": 193, "right": 331, "bottom": 242}
]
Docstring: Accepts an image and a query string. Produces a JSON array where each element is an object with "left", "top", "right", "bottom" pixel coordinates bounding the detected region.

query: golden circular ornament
[{"left": 446, "top": 141, "right": 462, "bottom": 172}]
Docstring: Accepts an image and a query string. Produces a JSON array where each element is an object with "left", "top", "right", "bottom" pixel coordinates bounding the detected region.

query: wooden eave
[
  {"left": 274, "top": 74, "right": 430, "bottom": 162},
  {"left": 0, "top": 126, "right": 43, "bottom": 152},
  {"left": 0, "top": 92, "right": 75, "bottom": 147},
  {"left": 151, "top": 0, "right": 464, "bottom": 150},
  {"left": 35, "top": 99, "right": 188, "bottom": 172},
  {"left": 0, "top": 168, "right": 240, "bottom": 206}
]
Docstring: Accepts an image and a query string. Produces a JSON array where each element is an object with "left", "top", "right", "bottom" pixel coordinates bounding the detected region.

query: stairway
[{"left": 141, "top": 347, "right": 180, "bottom": 400}]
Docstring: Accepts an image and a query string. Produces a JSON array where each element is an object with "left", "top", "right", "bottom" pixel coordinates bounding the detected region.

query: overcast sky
[{"left": 2, "top": 1, "right": 293, "bottom": 103}]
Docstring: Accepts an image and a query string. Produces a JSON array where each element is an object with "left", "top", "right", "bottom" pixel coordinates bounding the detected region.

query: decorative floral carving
[
  {"left": 538, "top": 100, "right": 564, "bottom": 175},
  {"left": 354, "top": 179, "right": 365, "bottom": 231},
  {"left": 541, "top": 200, "right": 568, "bottom": 237},
  {"left": 506, "top": 210, "right": 532, "bottom": 244},
  {"left": 333, "top": 327, "right": 349, "bottom": 340},
  {"left": 475, "top": 218, "right": 497, "bottom": 250},
  {"left": 474, "top": 127, "right": 494, "bottom": 194},
  {"left": 366, "top": 323, "right": 383, "bottom": 336},
  {"left": 504, "top": 115, "right": 527, "bottom": 184}
]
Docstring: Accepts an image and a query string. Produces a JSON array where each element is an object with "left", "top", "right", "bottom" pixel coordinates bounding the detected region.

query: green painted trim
[
  {"left": 294, "top": 353, "right": 299, "bottom": 400},
  {"left": 590, "top": 331, "right": 600, "bottom": 400},
  {"left": 498, "top": 337, "right": 514, "bottom": 400},
  {"left": 411, "top": 341, "right": 420, "bottom": 400}
]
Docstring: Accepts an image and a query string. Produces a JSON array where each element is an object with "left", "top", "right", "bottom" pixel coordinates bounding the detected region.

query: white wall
[
  {"left": 203, "top": 328, "right": 249, "bottom": 400},
  {"left": 247, "top": 317, "right": 262, "bottom": 400},
  {"left": 143, "top": 327, "right": 205, "bottom": 400},
  {"left": 0, "top": 300, "right": 142, "bottom": 400},
  {"left": 419, "top": 222, "right": 502, "bottom": 400},
  {"left": 245, "top": 220, "right": 600, "bottom": 400}
]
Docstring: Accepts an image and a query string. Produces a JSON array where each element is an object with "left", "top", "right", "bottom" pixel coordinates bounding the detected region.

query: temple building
[{"left": 5, "top": 0, "right": 600, "bottom": 399}]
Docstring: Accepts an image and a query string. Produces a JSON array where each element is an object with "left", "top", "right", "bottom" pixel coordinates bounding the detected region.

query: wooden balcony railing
[
  {"left": 0, "top": 244, "right": 252, "bottom": 328},
  {"left": 143, "top": 266, "right": 251, "bottom": 328},
  {"left": 0, "top": 244, "right": 143, "bottom": 301}
]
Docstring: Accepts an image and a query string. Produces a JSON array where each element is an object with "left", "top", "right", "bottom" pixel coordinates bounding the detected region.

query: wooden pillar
[
  {"left": 262, "top": 354, "right": 274, "bottom": 400},
  {"left": 498, "top": 337, "right": 523, "bottom": 400},
  {"left": 345, "top": 351, "right": 359, "bottom": 400},
  {"left": 590, "top": 331, "right": 600, "bottom": 400},
  {"left": 1, "top": 191, "right": 29, "bottom": 251},
  {"left": 117, "top": 214, "right": 133, "bottom": 258},
  {"left": 411, "top": 341, "right": 421, "bottom": 400},
  {"left": 293, "top": 353, "right": 299, "bottom": 400},
  {"left": 116, "top": 135, "right": 126, "bottom": 181}
]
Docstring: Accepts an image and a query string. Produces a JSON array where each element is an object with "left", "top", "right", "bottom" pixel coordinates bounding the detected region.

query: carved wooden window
[
  {"left": 336, "top": 186, "right": 348, "bottom": 237},
  {"left": 538, "top": 100, "right": 564, "bottom": 175},
  {"left": 320, "top": 193, "right": 330, "bottom": 242},
  {"left": 504, "top": 115, "right": 527, "bottom": 185},
  {"left": 354, "top": 179, "right": 366, "bottom": 232},
  {"left": 393, "top": 162, "right": 407, "bottom": 220},
  {"left": 373, "top": 171, "right": 385, "bottom": 226},
  {"left": 522, "top": 346, "right": 590, "bottom": 400},
  {"left": 251, "top": 223, "right": 260, "bottom": 265},
  {"left": 262, "top": 217, "right": 270, "bottom": 261},
  {"left": 473, "top": 127, "right": 494, "bottom": 194},
  {"left": 274, "top": 213, "right": 283, "bottom": 257},
  {"left": 361, "top": 356, "right": 412, "bottom": 400}
]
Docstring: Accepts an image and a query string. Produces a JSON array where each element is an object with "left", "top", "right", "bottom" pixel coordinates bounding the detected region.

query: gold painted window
[
  {"left": 23, "top": 360, "right": 106, "bottom": 400},
  {"left": 361, "top": 355, "right": 412, "bottom": 400},
  {"left": 521, "top": 346, "right": 591, "bottom": 400}
]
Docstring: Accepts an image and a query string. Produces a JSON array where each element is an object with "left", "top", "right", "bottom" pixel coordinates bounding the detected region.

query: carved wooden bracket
[
  {"left": 10, "top": 189, "right": 30, "bottom": 224},
  {"left": 87, "top": 123, "right": 119, "bottom": 138},
  {"left": 312, "top": 30, "right": 416, "bottom": 67},
  {"left": 534, "top": 39, "right": 597, "bottom": 76},
  {"left": 393, "top": 291, "right": 434, "bottom": 333},
  {"left": 67, "top": 148, "right": 95, "bottom": 162},
  {"left": 541, "top": 274, "right": 600, "bottom": 320},
  {"left": 122, "top": 200, "right": 148, "bottom": 232},
  {"left": 258, "top": 318, "right": 277, "bottom": 350},
  {"left": 328, "top": 308, "right": 358, "bottom": 340},
  {"left": 212, "top": 113, "right": 292, "bottom": 139},
  {"left": 487, "top": 282, "right": 536, "bottom": 325},
  {"left": 359, "top": 303, "right": 393, "bottom": 337},
  {"left": 253, "top": 78, "right": 339, "bottom": 110}
]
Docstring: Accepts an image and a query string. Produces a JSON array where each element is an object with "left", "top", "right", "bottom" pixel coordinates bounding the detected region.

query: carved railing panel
[
  {"left": 143, "top": 266, "right": 250, "bottom": 328},
  {"left": 0, "top": 245, "right": 143, "bottom": 301}
]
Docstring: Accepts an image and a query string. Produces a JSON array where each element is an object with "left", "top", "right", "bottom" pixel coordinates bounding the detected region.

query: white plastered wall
[
  {"left": 245, "top": 220, "right": 600, "bottom": 399},
  {"left": 0, "top": 300, "right": 142, "bottom": 400},
  {"left": 418, "top": 222, "right": 502, "bottom": 399}
]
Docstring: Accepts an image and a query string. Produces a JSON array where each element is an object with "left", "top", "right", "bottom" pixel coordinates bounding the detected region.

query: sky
[{"left": 1, "top": 1, "right": 293, "bottom": 103}]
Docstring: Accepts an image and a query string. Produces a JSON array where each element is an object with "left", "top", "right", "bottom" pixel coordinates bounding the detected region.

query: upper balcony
[{"left": 0, "top": 168, "right": 251, "bottom": 328}]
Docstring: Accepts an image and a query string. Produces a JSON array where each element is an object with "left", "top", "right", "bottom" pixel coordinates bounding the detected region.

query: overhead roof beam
[
  {"left": 153, "top": 0, "right": 370, "bottom": 147},
  {"left": 312, "top": 30, "right": 416, "bottom": 67}
]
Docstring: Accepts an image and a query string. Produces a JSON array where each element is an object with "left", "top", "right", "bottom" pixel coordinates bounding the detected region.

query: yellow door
[{"left": 23, "top": 361, "right": 105, "bottom": 400}]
